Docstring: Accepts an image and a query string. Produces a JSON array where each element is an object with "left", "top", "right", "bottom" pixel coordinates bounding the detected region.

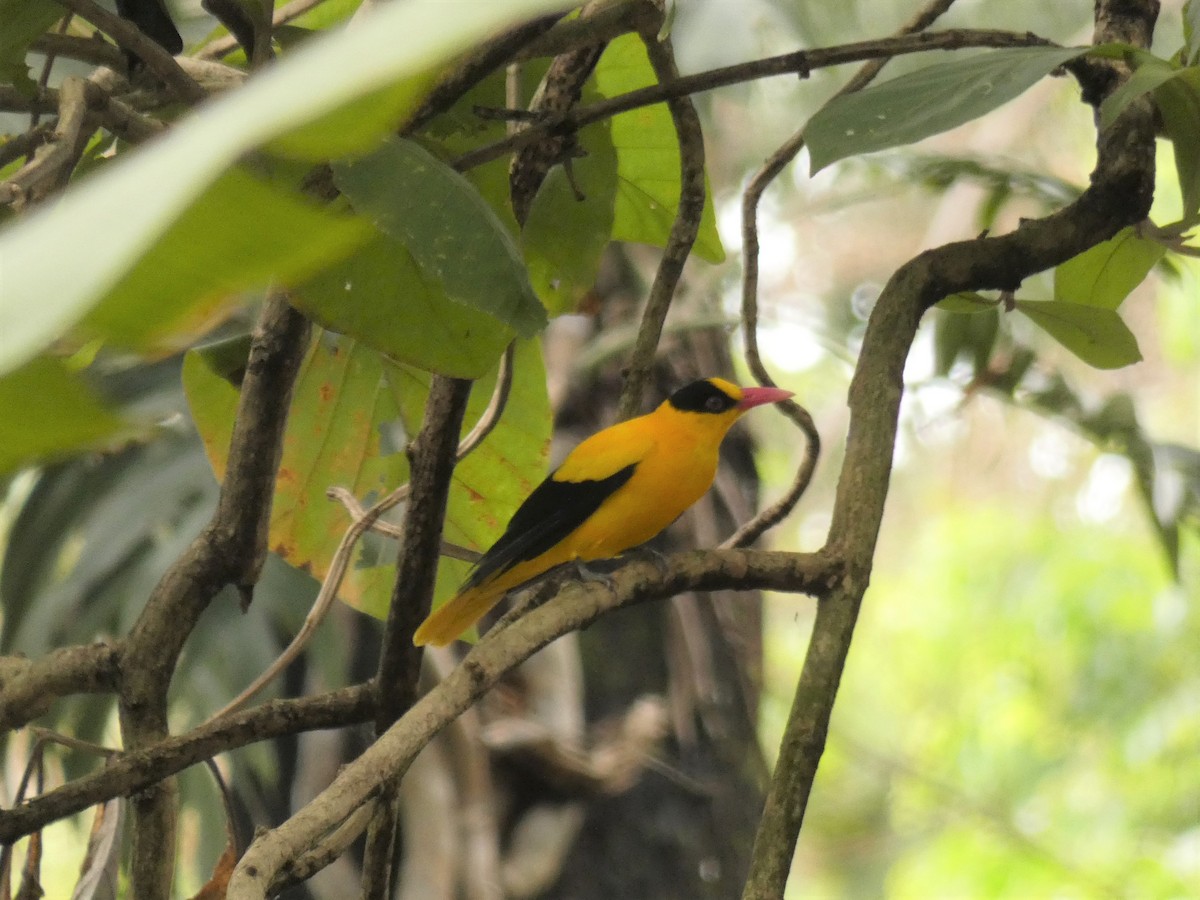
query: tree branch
[
  {"left": 0, "top": 642, "right": 121, "bottom": 733},
  {"left": 0, "top": 685, "right": 374, "bottom": 842},
  {"left": 740, "top": 2, "right": 1159, "bottom": 897},
  {"left": 51, "top": 0, "right": 205, "bottom": 104},
  {"left": 226, "top": 548, "right": 837, "bottom": 898},
  {"left": 117, "top": 293, "right": 311, "bottom": 898},
  {"left": 616, "top": 25, "right": 707, "bottom": 419},
  {"left": 453, "top": 28, "right": 1056, "bottom": 172},
  {"left": 360, "top": 375, "right": 474, "bottom": 896}
]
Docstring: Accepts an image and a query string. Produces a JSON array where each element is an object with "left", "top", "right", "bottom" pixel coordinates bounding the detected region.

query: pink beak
[{"left": 737, "top": 385, "right": 794, "bottom": 411}]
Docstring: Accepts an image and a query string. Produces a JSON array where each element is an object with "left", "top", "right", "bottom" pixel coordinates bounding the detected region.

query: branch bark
[
  {"left": 361, "top": 375, "right": 474, "bottom": 896},
  {"left": 117, "top": 293, "right": 311, "bottom": 899}
]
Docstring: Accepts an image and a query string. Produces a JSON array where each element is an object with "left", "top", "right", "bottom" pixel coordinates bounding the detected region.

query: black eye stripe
[{"left": 668, "top": 379, "right": 738, "bottom": 413}]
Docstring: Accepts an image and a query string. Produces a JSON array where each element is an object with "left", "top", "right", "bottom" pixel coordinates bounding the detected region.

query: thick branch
[
  {"left": 226, "top": 548, "right": 837, "bottom": 898},
  {"left": 741, "top": 3, "right": 1159, "bottom": 898},
  {"left": 117, "top": 294, "right": 310, "bottom": 898},
  {"left": 361, "top": 375, "right": 474, "bottom": 895},
  {"left": 0, "top": 643, "right": 121, "bottom": 733}
]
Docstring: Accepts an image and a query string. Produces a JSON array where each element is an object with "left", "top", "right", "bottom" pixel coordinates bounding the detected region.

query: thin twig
[
  {"left": 453, "top": 29, "right": 1056, "bottom": 172},
  {"left": 31, "top": 14, "right": 73, "bottom": 130},
  {"left": 729, "top": 3, "right": 963, "bottom": 549},
  {"left": 52, "top": 0, "right": 206, "bottom": 104},
  {"left": 616, "top": 25, "right": 707, "bottom": 419}
]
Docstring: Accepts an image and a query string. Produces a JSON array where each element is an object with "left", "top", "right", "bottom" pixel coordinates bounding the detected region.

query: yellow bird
[{"left": 413, "top": 377, "right": 793, "bottom": 646}]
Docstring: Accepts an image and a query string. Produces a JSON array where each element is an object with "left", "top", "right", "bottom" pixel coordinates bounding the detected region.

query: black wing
[{"left": 462, "top": 463, "right": 637, "bottom": 590}]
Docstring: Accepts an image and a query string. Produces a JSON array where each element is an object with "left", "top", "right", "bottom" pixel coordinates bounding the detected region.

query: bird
[{"left": 412, "top": 377, "right": 793, "bottom": 646}]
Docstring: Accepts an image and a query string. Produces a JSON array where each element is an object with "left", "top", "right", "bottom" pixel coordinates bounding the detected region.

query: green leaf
[
  {"left": 0, "top": 0, "right": 60, "bottom": 82},
  {"left": 295, "top": 228, "right": 513, "bottom": 378},
  {"left": 0, "top": 356, "right": 125, "bottom": 475},
  {"left": 384, "top": 340, "right": 552, "bottom": 622},
  {"left": 333, "top": 137, "right": 547, "bottom": 338},
  {"left": 807, "top": 46, "right": 1087, "bottom": 173},
  {"left": 1185, "top": 0, "right": 1200, "bottom": 65},
  {"left": 592, "top": 33, "right": 725, "bottom": 263},
  {"left": 0, "top": 0, "right": 568, "bottom": 379},
  {"left": 521, "top": 114, "right": 619, "bottom": 315},
  {"left": 936, "top": 292, "right": 999, "bottom": 313},
  {"left": 184, "top": 330, "right": 409, "bottom": 613},
  {"left": 1152, "top": 68, "right": 1200, "bottom": 225},
  {"left": 1098, "top": 53, "right": 1180, "bottom": 129},
  {"left": 1053, "top": 228, "right": 1165, "bottom": 310},
  {"left": 82, "top": 167, "right": 373, "bottom": 351},
  {"left": 1015, "top": 300, "right": 1142, "bottom": 369}
]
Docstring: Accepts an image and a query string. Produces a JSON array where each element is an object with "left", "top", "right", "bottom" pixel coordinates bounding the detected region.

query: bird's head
[{"left": 665, "top": 378, "right": 793, "bottom": 428}]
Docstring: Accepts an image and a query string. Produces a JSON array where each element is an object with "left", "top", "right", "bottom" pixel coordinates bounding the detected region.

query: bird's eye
[{"left": 705, "top": 395, "right": 727, "bottom": 412}]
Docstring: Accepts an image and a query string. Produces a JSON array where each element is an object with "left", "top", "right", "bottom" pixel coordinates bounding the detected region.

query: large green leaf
[
  {"left": 592, "top": 33, "right": 725, "bottom": 263},
  {"left": 521, "top": 112, "right": 619, "bottom": 315},
  {"left": 81, "top": 167, "right": 372, "bottom": 351},
  {"left": 1015, "top": 300, "right": 1142, "bottom": 369},
  {"left": 1053, "top": 227, "right": 1165, "bottom": 310},
  {"left": 384, "top": 340, "right": 552, "bottom": 620},
  {"left": 0, "top": 0, "right": 568, "bottom": 379},
  {"left": 332, "top": 137, "right": 547, "bottom": 338},
  {"left": 806, "top": 46, "right": 1087, "bottom": 173},
  {"left": 0, "top": 357, "right": 125, "bottom": 476},
  {"left": 184, "top": 331, "right": 409, "bottom": 612},
  {"left": 296, "top": 228, "right": 513, "bottom": 378}
]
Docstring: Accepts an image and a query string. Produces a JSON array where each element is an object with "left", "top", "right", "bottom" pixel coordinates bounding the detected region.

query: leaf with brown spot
[{"left": 185, "top": 330, "right": 410, "bottom": 614}]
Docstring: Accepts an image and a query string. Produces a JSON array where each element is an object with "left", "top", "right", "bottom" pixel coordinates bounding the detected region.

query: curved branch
[
  {"left": 728, "top": 2, "right": 962, "bottom": 548},
  {"left": 226, "top": 547, "right": 838, "bottom": 898},
  {"left": 741, "top": 2, "right": 1159, "bottom": 897},
  {"left": 118, "top": 292, "right": 311, "bottom": 897}
]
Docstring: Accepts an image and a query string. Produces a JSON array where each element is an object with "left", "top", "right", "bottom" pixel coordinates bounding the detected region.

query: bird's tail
[{"left": 412, "top": 583, "right": 505, "bottom": 647}]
